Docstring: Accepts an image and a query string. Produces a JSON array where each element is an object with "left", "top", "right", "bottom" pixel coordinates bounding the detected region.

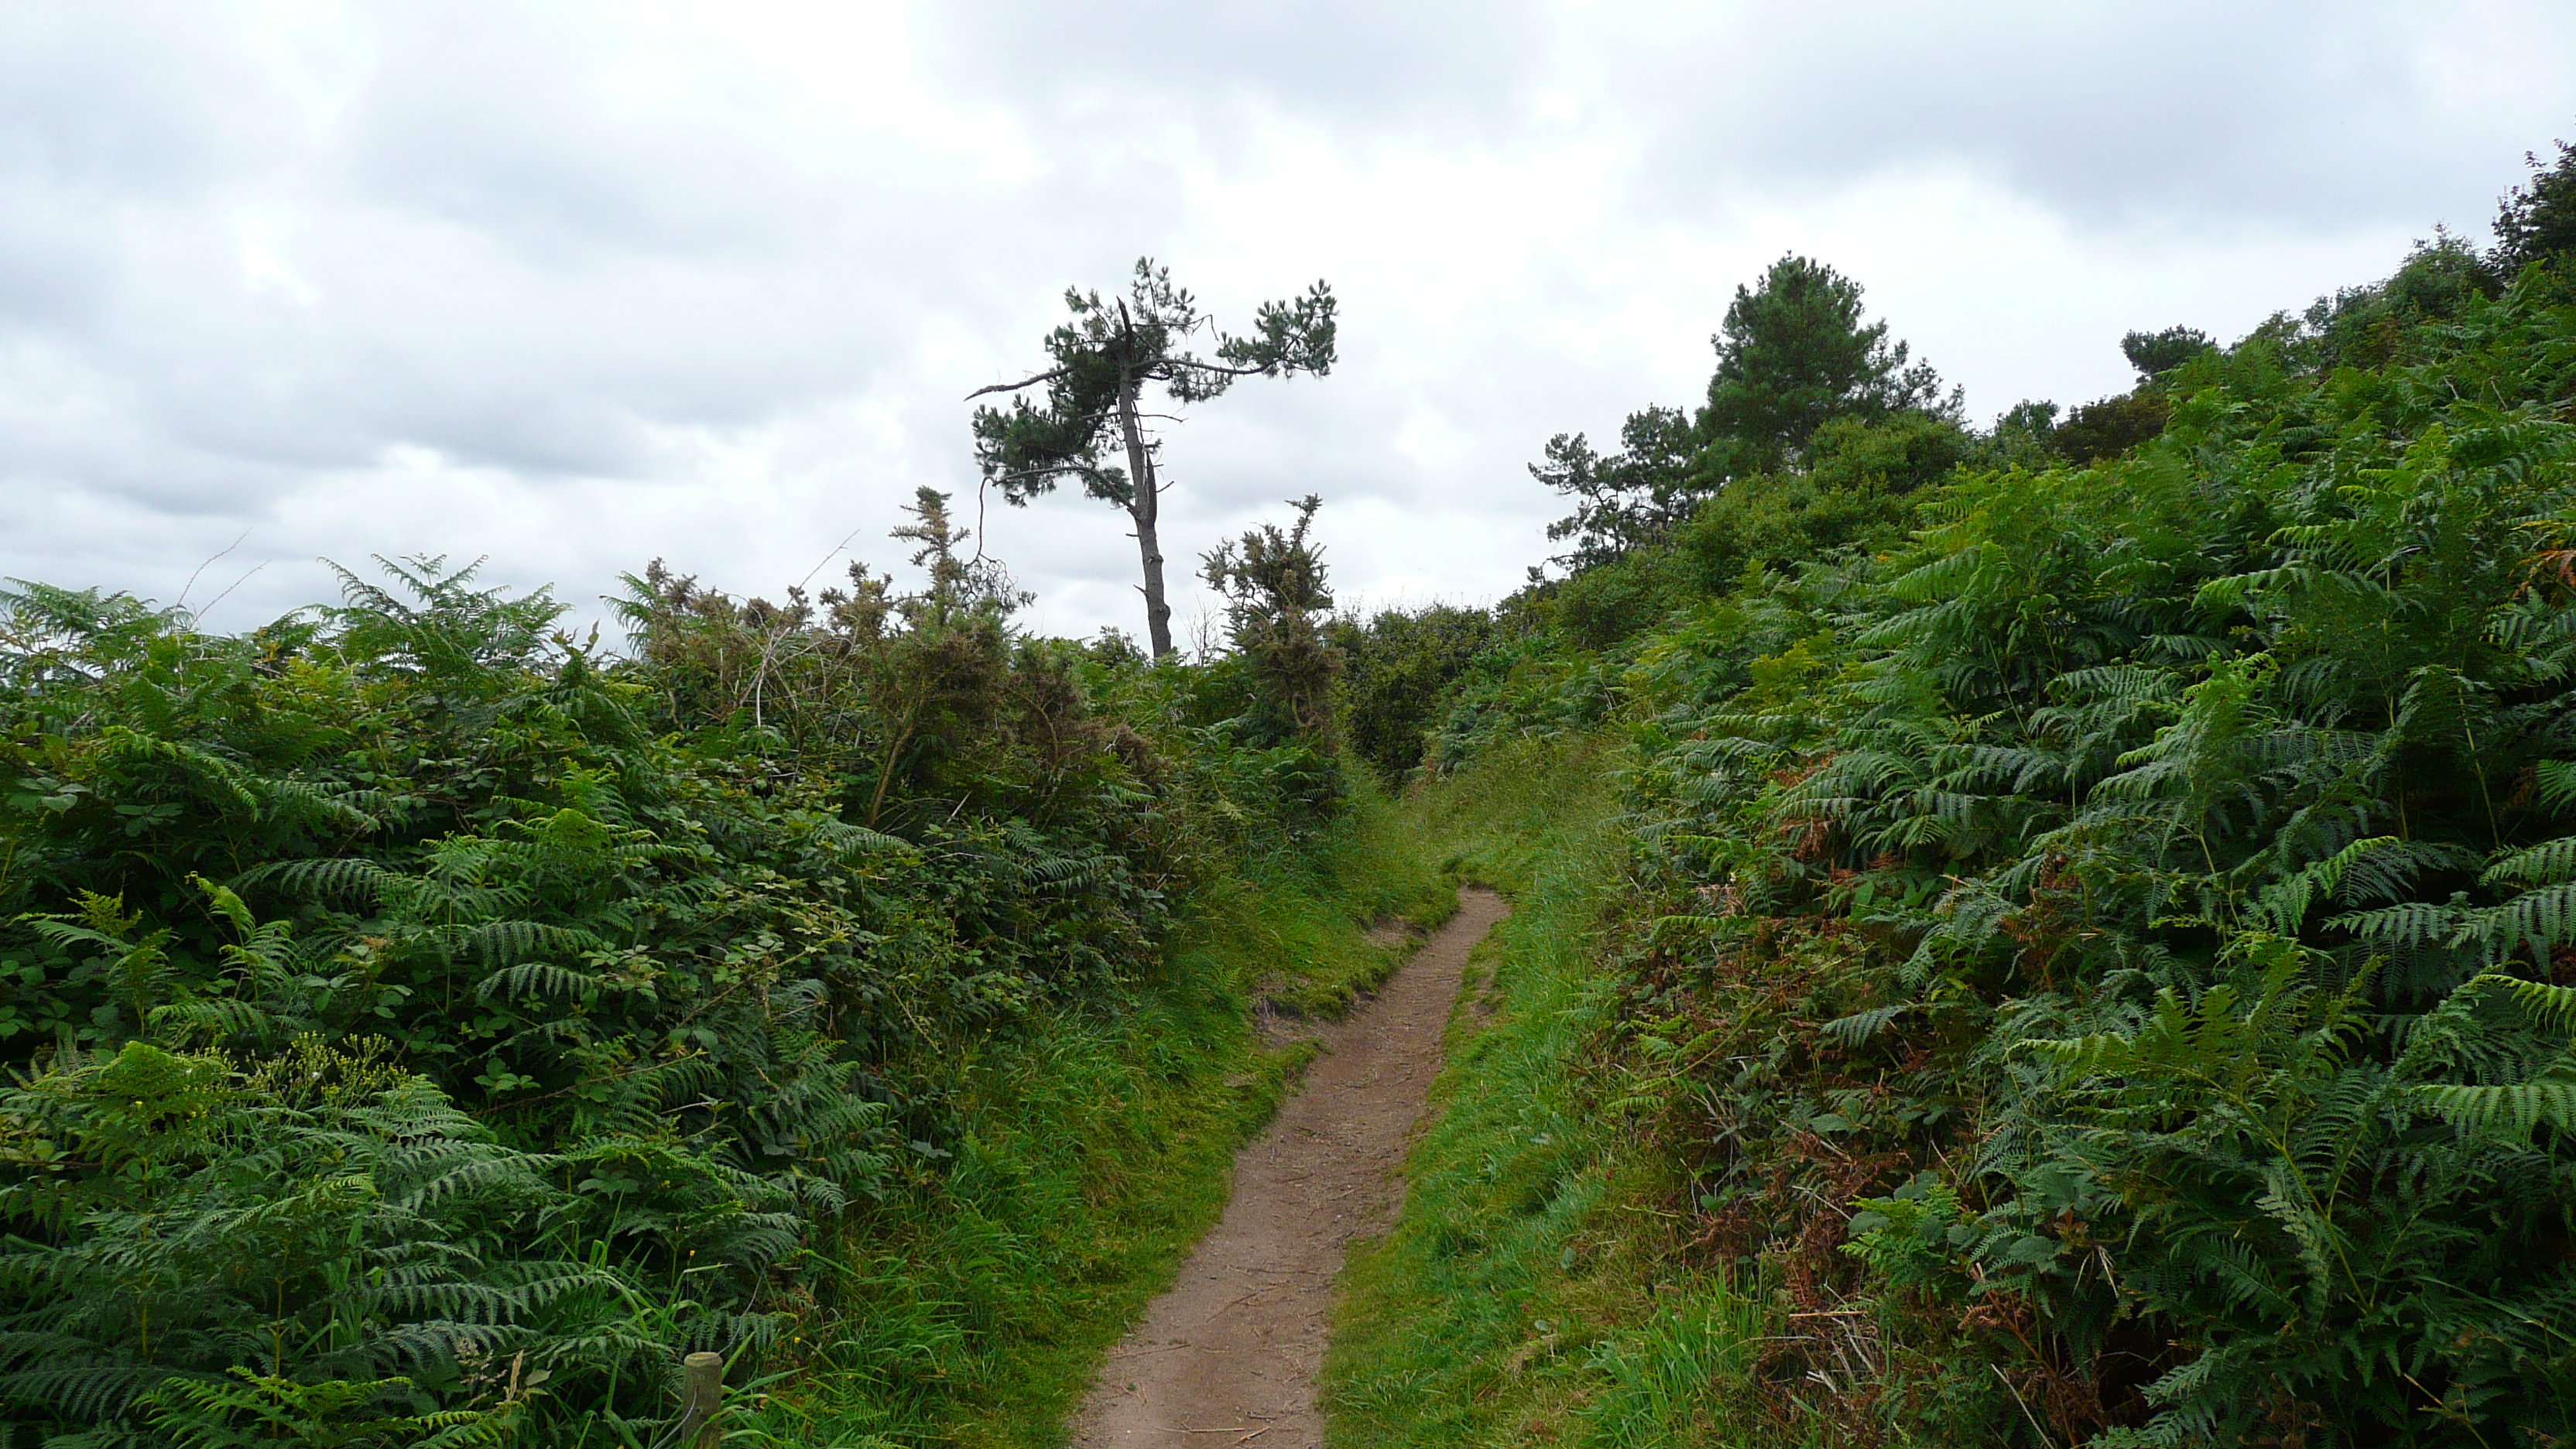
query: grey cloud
[
  {"left": 916, "top": 2, "right": 1554, "bottom": 137},
  {"left": 342, "top": 5, "right": 809, "bottom": 264},
  {"left": 1625, "top": 1, "right": 2576, "bottom": 234},
  {"left": 0, "top": 4, "right": 277, "bottom": 198},
  {"left": 2, "top": 0, "right": 2571, "bottom": 641},
  {"left": 0, "top": 163, "right": 126, "bottom": 332}
]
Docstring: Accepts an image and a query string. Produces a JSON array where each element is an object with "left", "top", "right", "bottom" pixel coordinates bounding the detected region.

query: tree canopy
[
  {"left": 969, "top": 259, "right": 1336, "bottom": 658},
  {"left": 2496, "top": 132, "right": 2576, "bottom": 273},
  {"left": 1536, "top": 253, "right": 1956, "bottom": 567},
  {"left": 1699, "top": 254, "right": 1954, "bottom": 470}
]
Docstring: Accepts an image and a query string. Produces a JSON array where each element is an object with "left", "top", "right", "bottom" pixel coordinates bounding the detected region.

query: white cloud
[{"left": 1, "top": 0, "right": 2567, "bottom": 642}]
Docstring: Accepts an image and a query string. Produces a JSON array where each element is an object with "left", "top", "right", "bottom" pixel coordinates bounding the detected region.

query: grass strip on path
[{"left": 1324, "top": 738, "right": 1776, "bottom": 1449}]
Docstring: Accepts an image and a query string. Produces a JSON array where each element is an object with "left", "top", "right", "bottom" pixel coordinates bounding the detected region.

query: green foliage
[
  {"left": 967, "top": 258, "right": 1337, "bottom": 656},
  {"left": 1201, "top": 495, "right": 1342, "bottom": 749},
  {"left": 1326, "top": 605, "right": 1496, "bottom": 781},
  {"left": 0, "top": 483, "right": 1380, "bottom": 1443},
  {"left": 1582, "top": 254, "right": 2576, "bottom": 1444},
  {"left": 1995, "top": 943, "right": 2576, "bottom": 1444},
  {"left": 1843, "top": 1176, "right": 1967, "bottom": 1291},
  {"left": 963, "top": 259, "right": 1329, "bottom": 508},
  {"left": 1673, "top": 412, "right": 1966, "bottom": 589},
  {"left": 1464, "top": 408, "right": 1956, "bottom": 673},
  {"left": 2119, "top": 327, "right": 2215, "bottom": 381},
  {"left": 1536, "top": 406, "right": 1711, "bottom": 567},
  {"left": 2263, "top": 233, "right": 2503, "bottom": 375},
  {"left": 969, "top": 259, "right": 1336, "bottom": 512},
  {"left": 1699, "top": 255, "right": 1957, "bottom": 474},
  {"left": 1536, "top": 255, "right": 1957, "bottom": 570},
  {"left": 2, "top": 1036, "right": 584, "bottom": 1448},
  {"left": 1355, "top": 159, "right": 2576, "bottom": 1445},
  {"left": 2496, "top": 132, "right": 2576, "bottom": 274},
  {"left": 2051, "top": 389, "right": 2169, "bottom": 464}
]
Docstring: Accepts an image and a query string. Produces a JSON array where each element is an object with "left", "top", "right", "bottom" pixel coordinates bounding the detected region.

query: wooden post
[{"left": 678, "top": 1351, "right": 724, "bottom": 1449}]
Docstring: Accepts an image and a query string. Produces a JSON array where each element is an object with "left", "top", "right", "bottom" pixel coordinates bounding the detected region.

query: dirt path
[{"left": 1071, "top": 888, "right": 1509, "bottom": 1449}]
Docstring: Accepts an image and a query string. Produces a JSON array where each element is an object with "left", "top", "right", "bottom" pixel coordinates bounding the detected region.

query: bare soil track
[{"left": 1070, "top": 888, "right": 1509, "bottom": 1448}]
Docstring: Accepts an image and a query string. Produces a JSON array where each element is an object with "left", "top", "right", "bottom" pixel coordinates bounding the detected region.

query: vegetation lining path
[{"left": 1073, "top": 888, "right": 1509, "bottom": 1447}]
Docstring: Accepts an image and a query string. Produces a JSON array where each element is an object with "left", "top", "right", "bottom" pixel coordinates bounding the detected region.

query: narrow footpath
[{"left": 1072, "top": 887, "right": 1511, "bottom": 1448}]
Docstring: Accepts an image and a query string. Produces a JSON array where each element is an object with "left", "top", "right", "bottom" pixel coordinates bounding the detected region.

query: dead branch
[{"left": 965, "top": 365, "right": 1071, "bottom": 400}]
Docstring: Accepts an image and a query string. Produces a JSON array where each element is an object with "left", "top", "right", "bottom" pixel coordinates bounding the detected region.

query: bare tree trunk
[{"left": 1117, "top": 374, "right": 1175, "bottom": 657}]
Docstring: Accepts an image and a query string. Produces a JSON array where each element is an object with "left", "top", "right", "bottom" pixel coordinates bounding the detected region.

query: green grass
[
  {"left": 1255, "top": 779, "right": 1461, "bottom": 1017},
  {"left": 717, "top": 776, "right": 1454, "bottom": 1447},
  {"left": 721, "top": 744, "right": 1773, "bottom": 1448},
  {"left": 718, "top": 745, "right": 1771, "bottom": 1449},
  {"left": 1322, "top": 735, "right": 1771, "bottom": 1449}
]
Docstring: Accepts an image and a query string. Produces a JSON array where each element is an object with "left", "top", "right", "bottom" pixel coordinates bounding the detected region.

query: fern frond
[
  {"left": 2483, "top": 834, "right": 2576, "bottom": 888},
  {"left": 1820, "top": 1003, "right": 1908, "bottom": 1048},
  {"left": 471, "top": 962, "right": 604, "bottom": 1003},
  {"left": 235, "top": 855, "right": 394, "bottom": 903},
  {"left": 2416, "top": 1076, "right": 2576, "bottom": 1136}
]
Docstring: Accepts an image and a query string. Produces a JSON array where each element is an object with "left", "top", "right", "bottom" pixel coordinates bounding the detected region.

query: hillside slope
[{"left": 1327, "top": 154, "right": 2576, "bottom": 1447}]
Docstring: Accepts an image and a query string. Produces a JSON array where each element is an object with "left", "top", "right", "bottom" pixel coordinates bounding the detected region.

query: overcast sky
[{"left": 5, "top": 2, "right": 2573, "bottom": 646}]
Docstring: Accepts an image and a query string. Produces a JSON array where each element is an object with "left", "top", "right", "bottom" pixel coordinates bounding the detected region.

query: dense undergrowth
[
  {"left": 1325, "top": 142, "right": 2576, "bottom": 1447},
  {"left": 0, "top": 488, "right": 1444, "bottom": 1447}
]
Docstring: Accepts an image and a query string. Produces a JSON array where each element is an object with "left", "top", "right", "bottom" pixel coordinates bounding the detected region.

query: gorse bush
[
  {"left": 0, "top": 489, "right": 1356, "bottom": 1444},
  {"left": 1202, "top": 494, "right": 1343, "bottom": 752}
]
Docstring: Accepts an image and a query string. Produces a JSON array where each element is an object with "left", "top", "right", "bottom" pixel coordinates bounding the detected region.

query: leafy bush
[
  {"left": 1327, "top": 605, "right": 1496, "bottom": 781},
  {"left": 0, "top": 490, "right": 1358, "bottom": 1442},
  {"left": 0, "top": 1035, "right": 646, "bottom": 1447},
  {"left": 2496, "top": 132, "right": 2576, "bottom": 274},
  {"left": 1587, "top": 259, "right": 2576, "bottom": 1444}
]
